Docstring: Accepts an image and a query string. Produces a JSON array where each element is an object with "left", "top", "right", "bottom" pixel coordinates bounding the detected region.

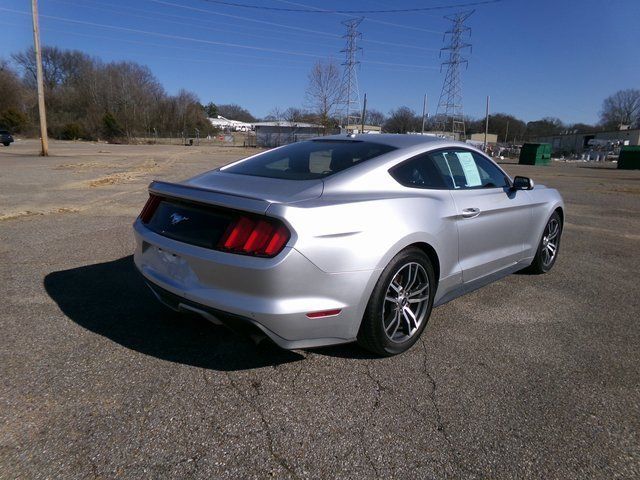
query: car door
[{"left": 428, "top": 148, "right": 532, "bottom": 283}]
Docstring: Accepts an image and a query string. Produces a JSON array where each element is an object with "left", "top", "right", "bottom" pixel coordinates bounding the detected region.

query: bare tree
[
  {"left": 284, "top": 107, "right": 304, "bottom": 123},
  {"left": 600, "top": 89, "right": 640, "bottom": 129},
  {"left": 365, "top": 109, "right": 385, "bottom": 126},
  {"left": 264, "top": 106, "right": 284, "bottom": 122},
  {"left": 216, "top": 104, "right": 255, "bottom": 122},
  {"left": 305, "top": 59, "right": 342, "bottom": 129},
  {"left": 9, "top": 46, "right": 213, "bottom": 140},
  {"left": 525, "top": 117, "right": 564, "bottom": 139},
  {"left": 0, "top": 60, "right": 26, "bottom": 112},
  {"left": 0, "top": 60, "right": 29, "bottom": 132},
  {"left": 384, "top": 106, "right": 420, "bottom": 133}
]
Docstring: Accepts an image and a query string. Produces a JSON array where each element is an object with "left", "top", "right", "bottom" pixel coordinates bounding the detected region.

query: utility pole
[
  {"left": 31, "top": 0, "right": 49, "bottom": 156},
  {"left": 360, "top": 93, "right": 367, "bottom": 134},
  {"left": 483, "top": 95, "right": 490, "bottom": 151},
  {"left": 421, "top": 93, "right": 428, "bottom": 134},
  {"left": 504, "top": 120, "right": 509, "bottom": 144}
]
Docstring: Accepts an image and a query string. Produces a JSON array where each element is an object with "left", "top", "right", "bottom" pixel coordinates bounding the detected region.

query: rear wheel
[
  {"left": 526, "top": 211, "right": 562, "bottom": 274},
  {"left": 357, "top": 247, "right": 435, "bottom": 356},
  {"left": 2, "top": 142, "right": 9, "bottom": 147}
]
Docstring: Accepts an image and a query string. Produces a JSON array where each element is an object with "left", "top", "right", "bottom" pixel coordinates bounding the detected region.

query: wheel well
[
  {"left": 554, "top": 206, "right": 564, "bottom": 225},
  {"left": 407, "top": 242, "right": 440, "bottom": 285}
]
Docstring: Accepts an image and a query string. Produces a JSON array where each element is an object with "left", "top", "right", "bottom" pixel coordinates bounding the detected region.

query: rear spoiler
[{"left": 148, "top": 180, "right": 270, "bottom": 215}]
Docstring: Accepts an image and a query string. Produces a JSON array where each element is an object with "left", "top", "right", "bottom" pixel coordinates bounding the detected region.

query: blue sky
[{"left": 1, "top": 0, "right": 638, "bottom": 124}]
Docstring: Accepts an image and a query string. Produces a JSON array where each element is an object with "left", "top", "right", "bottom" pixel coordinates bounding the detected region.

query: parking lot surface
[{"left": 1, "top": 140, "right": 639, "bottom": 479}]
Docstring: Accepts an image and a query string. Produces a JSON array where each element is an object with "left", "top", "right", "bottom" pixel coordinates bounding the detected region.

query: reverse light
[{"left": 218, "top": 215, "right": 290, "bottom": 257}]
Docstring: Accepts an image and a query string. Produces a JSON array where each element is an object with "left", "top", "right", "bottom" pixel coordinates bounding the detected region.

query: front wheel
[
  {"left": 357, "top": 247, "right": 435, "bottom": 356},
  {"left": 526, "top": 211, "right": 562, "bottom": 274},
  {"left": 2, "top": 142, "right": 9, "bottom": 147}
]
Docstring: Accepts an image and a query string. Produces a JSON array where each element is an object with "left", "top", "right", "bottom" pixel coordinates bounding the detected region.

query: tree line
[
  {"left": 301, "top": 59, "right": 640, "bottom": 141},
  {"left": 1, "top": 49, "right": 638, "bottom": 143},
  {"left": 0, "top": 46, "right": 215, "bottom": 141}
]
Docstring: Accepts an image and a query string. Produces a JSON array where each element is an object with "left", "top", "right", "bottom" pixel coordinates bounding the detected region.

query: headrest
[
  {"left": 330, "top": 149, "right": 353, "bottom": 172},
  {"left": 288, "top": 152, "right": 310, "bottom": 173}
]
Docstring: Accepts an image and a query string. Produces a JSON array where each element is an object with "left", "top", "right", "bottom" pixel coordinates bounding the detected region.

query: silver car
[{"left": 133, "top": 135, "right": 564, "bottom": 355}]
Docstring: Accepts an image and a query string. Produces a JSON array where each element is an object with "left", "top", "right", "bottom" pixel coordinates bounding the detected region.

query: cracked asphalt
[{"left": 1, "top": 140, "right": 639, "bottom": 479}]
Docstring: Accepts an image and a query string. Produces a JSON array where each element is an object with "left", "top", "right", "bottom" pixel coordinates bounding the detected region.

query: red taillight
[
  {"left": 218, "top": 215, "right": 290, "bottom": 257},
  {"left": 139, "top": 194, "right": 161, "bottom": 223}
]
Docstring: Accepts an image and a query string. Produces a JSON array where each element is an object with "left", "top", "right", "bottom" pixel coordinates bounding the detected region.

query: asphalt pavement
[{"left": 1, "top": 140, "right": 639, "bottom": 479}]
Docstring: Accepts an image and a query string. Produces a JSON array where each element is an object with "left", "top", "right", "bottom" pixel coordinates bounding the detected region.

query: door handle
[{"left": 461, "top": 207, "right": 481, "bottom": 219}]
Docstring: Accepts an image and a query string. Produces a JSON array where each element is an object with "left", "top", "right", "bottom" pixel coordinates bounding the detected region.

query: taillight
[
  {"left": 139, "top": 194, "right": 162, "bottom": 223},
  {"left": 218, "top": 215, "right": 290, "bottom": 257}
]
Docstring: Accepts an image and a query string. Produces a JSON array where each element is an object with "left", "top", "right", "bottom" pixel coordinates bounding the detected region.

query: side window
[
  {"left": 389, "top": 153, "right": 448, "bottom": 189},
  {"left": 470, "top": 152, "right": 510, "bottom": 188},
  {"left": 428, "top": 149, "right": 509, "bottom": 189}
]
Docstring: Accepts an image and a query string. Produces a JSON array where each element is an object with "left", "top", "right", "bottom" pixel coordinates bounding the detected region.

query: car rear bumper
[{"left": 133, "top": 220, "right": 380, "bottom": 349}]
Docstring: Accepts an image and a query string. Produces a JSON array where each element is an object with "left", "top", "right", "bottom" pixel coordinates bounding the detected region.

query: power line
[
  {"left": 49, "top": 0, "right": 343, "bottom": 51},
  {"left": 274, "top": 0, "right": 444, "bottom": 35},
  {"left": 0, "top": 22, "right": 310, "bottom": 68},
  {"left": 1, "top": 19, "right": 438, "bottom": 75},
  {"left": 198, "top": 0, "right": 502, "bottom": 14},
  {"left": 0, "top": 7, "right": 439, "bottom": 70},
  {"left": 52, "top": 0, "right": 439, "bottom": 57},
  {"left": 149, "top": 0, "right": 342, "bottom": 39},
  {"left": 150, "top": 0, "right": 442, "bottom": 53}
]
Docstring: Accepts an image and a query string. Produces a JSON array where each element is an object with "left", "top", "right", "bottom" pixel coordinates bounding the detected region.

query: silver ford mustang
[{"left": 133, "top": 134, "right": 564, "bottom": 355}]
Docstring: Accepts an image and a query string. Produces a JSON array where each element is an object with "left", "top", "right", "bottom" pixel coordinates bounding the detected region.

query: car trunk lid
[
  {"left": 142, "top": 173, "right": 321, "bottom": 252},
  {"left": 184, "top": 171, "right": 323, "bottom": 207}
]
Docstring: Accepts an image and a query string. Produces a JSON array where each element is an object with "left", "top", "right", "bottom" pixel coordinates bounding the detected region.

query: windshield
[{"left": 222, "top": 140, "right": 396, "bottom": 180}]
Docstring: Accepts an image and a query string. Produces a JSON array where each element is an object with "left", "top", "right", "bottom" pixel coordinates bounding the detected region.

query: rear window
[{"left": 222, "top": 140, "right": 396, "bottom": 180}]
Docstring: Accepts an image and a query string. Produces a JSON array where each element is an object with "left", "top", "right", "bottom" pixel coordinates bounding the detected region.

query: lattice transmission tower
[
  {"left": 435, "top": 10, "right": 473, "bottom": 139},
  {"left": 340, "top": 17, "right": 363, "bottom": 130}
]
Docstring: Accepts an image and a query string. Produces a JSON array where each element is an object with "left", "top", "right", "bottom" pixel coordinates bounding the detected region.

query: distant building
[
  {"left": 208, "top": 116, "right": 253, "bottom": 132},
  {"left": 469, "top": 133, "right": 498, "bottom": 144},
  {"left": 340, "top": 125, "right": 382, "bottom": 134},
  {"left": 253, "top": 122, "right": 325, "bottom": 147},
  {"left": 533, "top": 128, "right": 640, "bottom": 154}
]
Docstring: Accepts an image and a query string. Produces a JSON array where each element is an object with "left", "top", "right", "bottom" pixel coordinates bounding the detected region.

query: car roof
[{"left": 314, "top": 133, "right": 453, "bottom": 149}]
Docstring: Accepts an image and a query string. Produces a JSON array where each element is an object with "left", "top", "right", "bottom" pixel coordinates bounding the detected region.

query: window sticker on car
[{"left": 456, "top": 152, "right": 482, "bottom": 187}]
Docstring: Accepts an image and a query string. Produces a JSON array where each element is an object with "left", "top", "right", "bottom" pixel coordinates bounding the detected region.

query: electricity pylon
[
  {"left": 435, "top": 10, "right": 473, "bottom": 140},
  {"left": 340, "top": 17, "right": 363, "bottom": 130}
]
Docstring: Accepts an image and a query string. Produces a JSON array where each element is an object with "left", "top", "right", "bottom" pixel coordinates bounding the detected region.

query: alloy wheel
[
  {"left": 541, "top": 217, "right": 560, "bottom": 267},
  {"left": 382, "top": 262, "right": 430, "bottom": 343}
]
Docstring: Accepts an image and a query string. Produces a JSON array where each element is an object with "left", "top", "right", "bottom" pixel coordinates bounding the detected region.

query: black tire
[
  {"left": 2, "top": 142, "right": 9, "bottom": 147},
  {"left": 357, "top": 247, "right": 435, "bottom": 356},
  {"left": 526, "top": 211, "right": 562, "bottom": 274}
]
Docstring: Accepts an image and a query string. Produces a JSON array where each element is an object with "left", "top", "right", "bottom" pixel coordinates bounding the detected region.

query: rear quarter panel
[{"left": 268, "top": 190, "right": 460, "bottom": 289}]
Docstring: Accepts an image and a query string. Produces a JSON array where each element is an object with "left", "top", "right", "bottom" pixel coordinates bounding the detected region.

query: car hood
[{"left": 183, "top": 170, "right": 323, "bottom": 204}]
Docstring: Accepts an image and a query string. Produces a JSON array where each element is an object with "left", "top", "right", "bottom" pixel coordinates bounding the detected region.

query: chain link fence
[{"left": 125, "top": 130, "right": 257, "bottom": 147}]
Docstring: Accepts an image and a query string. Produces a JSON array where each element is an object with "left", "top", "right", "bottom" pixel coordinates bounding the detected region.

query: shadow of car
[{"left": 44, "top": 256, "right": 304, "bottom": 371}]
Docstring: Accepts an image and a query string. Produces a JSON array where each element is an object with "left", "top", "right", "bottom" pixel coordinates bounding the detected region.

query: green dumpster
[
  {"left": 617, "top": 146, "right": 640, "bottom": 170},
  {"left": 519, "top": 143, "right": 551, "bottom": 165}
]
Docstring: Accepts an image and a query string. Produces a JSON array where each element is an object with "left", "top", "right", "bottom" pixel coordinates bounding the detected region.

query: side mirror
[{"left": 512, "top": 176, "right": 534, "bottom": 190}]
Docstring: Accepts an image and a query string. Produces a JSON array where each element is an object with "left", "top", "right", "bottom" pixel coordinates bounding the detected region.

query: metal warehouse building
[
  {"left": 253, "top": 122, "right": 325, "bottom": 147},
  {"left": 534, "top": 128, "right": 640, "bottom": 154}
]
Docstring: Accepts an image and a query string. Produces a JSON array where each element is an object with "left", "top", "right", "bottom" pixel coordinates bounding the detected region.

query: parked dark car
[{"left": 0, "top": 130, "right": 14, "bottom": 146}]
